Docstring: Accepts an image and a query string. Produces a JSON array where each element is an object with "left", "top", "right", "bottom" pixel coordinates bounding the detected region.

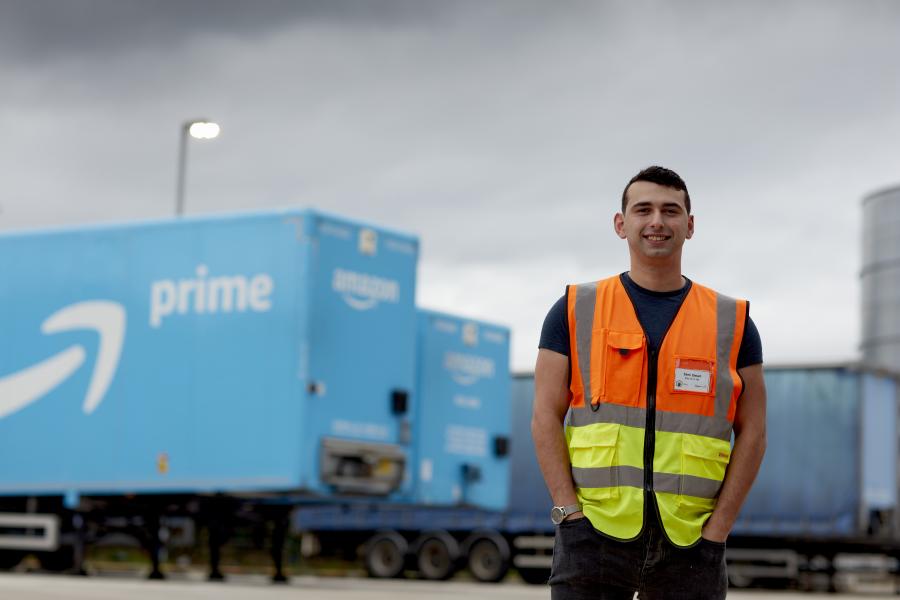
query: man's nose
[{"left": 648, "top": 210, "right": 665, "bottom": 226}]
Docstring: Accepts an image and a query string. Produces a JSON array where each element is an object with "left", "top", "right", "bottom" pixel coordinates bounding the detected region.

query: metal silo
[{"left": 862, "top": 184, "right": 900, "bottom": 372}]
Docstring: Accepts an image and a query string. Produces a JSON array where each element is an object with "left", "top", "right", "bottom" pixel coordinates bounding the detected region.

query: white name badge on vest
[{"left": 673, "top": 358, "right": 714, "bottom": 394}]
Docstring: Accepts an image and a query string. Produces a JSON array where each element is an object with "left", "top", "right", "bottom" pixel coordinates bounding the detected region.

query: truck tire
[
  {"left": 414, "top": 531, "right": 460, "bottom": 581},
  {"left": 518, "top": 566, "right": 551, "bottom": 585},
  {"left": 364, "top": 531, "right": 408, "bottom": 579},
  {"left": 463, "top": 532, "right": 510, "bottom": 582}
]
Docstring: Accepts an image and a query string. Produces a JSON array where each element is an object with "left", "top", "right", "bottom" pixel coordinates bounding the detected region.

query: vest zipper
[
  {"left": 619, "top": 275, "right": 692, "bottom": 536},
  {"left": 644, "top": 349, "right": 658, "bottom": 494}
]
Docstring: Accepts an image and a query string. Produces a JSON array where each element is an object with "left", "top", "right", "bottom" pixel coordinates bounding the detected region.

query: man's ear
[
  {"left": 686, "top": 214, "right": 694, "bottom": 240},
  {"left": 614, "top": 213, "right": 627, "bottom": 239}
]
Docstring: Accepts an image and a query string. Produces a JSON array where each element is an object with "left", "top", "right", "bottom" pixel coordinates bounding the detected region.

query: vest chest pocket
[{"left": 601, "top": 330, "right": 645, "bottom": 406}]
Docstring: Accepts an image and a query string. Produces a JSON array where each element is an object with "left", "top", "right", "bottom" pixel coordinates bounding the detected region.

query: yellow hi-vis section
[
  {"left": 567, "top": 422, "right": 646, "bottom": 540},
  {"left": 656, "top": 490, "right": 715, "bottom": 546},
  {"left": 653, "top": 430, "right": 731, "bottom": 480},
  {"left": 579, "top": 486, "right": 644, "bottom": 540},
  {"left": 654, "top": 430, "right": 731, "bottom": 546},
  {"left": 566, "top": 423, "right": 644, "bottom": 469}
]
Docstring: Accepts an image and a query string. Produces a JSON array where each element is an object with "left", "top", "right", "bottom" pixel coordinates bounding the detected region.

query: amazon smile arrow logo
[{"left": 0, "top": 301, "right": 126, "bottom": 420}]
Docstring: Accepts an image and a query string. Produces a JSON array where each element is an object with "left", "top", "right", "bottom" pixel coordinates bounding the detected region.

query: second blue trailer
[{"left": 293, "top": 309, "right": 513, "bottom": 581}]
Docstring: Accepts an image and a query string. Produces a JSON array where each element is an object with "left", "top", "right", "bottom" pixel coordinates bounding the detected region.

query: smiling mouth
[{"left": 644, "top": 234, "right": 670, "bottom": 241}]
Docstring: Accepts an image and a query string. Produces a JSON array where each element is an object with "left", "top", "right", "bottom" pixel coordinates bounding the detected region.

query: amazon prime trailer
[
  {"left": 0, "top": 209, "right": 511, "bottom": 579},
  {"left": 0, "top": 210, "right": 419, "bottom": 500}
]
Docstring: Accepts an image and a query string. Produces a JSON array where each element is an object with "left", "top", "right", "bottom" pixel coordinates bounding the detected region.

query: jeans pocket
[
  {"left": 698, "top": 538, "right": 727, "bottom": 564},
  {"left": 558, "top": 516, "right": 588, "bottom": 530},
  {"left": 551, "top": 522, "right": 587, "bottom": 588}
]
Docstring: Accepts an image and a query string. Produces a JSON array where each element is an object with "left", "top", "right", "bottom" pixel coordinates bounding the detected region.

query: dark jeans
[{"left": 549, "top": 516, "right": 728, "bottom": 600}]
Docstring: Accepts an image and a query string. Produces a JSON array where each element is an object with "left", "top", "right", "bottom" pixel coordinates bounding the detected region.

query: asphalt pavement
[{"left": 0, "top": 573, "right": 897, "bottom": 600}]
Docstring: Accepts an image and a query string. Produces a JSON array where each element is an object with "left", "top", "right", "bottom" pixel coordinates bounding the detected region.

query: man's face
[{"left": 614, "top": 181, "right": 694, "bottom": 259}]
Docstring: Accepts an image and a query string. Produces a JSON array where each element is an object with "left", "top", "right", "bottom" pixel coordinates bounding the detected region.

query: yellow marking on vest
[{"left": 566, "top": 423, "right": 644, "bottom": 468}]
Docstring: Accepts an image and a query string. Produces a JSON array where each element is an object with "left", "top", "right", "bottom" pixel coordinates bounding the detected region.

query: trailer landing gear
[
  {"left": 145, "top": 512, "right": 165, "bottom": 580},
  {"left": 206, "top": 499, "right": 228, "bottom": 582},
  {"left": 270, "top": 508, "right": 290, "bottom": 583}
]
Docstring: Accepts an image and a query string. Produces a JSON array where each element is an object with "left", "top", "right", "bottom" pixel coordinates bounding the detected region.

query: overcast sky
[{"left": 1, "top": 0, "right": 898, "bottom": 371}]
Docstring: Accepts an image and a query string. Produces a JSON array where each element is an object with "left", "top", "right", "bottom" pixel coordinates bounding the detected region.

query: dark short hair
[{"left": 621, "top": 166, "right": 691, "bottom": 214}]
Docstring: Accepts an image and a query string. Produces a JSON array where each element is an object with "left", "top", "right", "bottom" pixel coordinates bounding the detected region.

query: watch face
[{"left": 550, "top": 506, "right": 565, "bottom": 525}]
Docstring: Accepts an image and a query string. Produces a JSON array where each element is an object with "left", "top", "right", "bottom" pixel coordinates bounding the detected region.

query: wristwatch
[{"left": 550, "top": 503, "right": 582, "bottom": 525}]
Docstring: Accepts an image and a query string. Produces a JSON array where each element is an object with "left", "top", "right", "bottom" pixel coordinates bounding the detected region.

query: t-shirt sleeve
[
  {"left": 538, "top": 294, "right": 570, "bottom": 357},
  {"left": 736, "top": 314, "right": 763, "bottom": 369}
]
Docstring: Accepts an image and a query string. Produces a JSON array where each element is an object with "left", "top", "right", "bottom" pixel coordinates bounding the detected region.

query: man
[{"left": 532, "top": 166, "right": 766, "bottom": 599}]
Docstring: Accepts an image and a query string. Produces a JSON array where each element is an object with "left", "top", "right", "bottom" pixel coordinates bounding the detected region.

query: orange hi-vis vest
[{"left": 565, "top": 275, "right": 747, "bottom": 547}]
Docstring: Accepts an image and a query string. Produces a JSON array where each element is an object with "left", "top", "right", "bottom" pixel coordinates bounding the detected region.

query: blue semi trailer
[
  {"left": 0, "top": 209, "right": 512, "bottom": 580},
  {"left": 728, "top": 365, "right": 900, "bottom": 589}
]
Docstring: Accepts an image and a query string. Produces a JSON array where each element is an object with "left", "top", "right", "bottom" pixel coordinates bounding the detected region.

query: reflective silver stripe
[
  {"left": 568, "top": 403, "right": 646, "bottom": 428},
  {"left": 572, "top": 465, "right": 644, "bottom": 489},
  {"left": 715, "top": 293, "right": 737, "bottom": 420},
  {"left": 654, "top": 472, "right": 722, "bottom": 499},
  {"left": 573, "top": 282, "right": 598, "bottom": 404},
  {"left": 573, "top": 468, "right": 722, "bottom": 499},
  {"left": 569, "top": 405, "right": 731, "bottom": 440},
  {"left": 656, "top": 411, "right": 733, "bottom": 441}
]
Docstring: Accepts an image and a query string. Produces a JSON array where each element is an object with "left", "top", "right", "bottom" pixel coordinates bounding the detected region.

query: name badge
[{"left": 673, "top": 358, "right": 713, "bottom": 394}]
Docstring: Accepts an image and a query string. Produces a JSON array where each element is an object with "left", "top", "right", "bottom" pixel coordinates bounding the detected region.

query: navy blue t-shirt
[{"left": 539, "top": 273, "right": 762, "bottom": 368}]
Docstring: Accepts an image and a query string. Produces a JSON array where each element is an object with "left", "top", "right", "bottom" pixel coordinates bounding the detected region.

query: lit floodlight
[{"left": 188, "top": 121, "right": 220, "bottom": 140}]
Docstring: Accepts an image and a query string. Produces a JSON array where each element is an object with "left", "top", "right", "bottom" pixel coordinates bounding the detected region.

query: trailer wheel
[
  {"left": 364, "top": 531, "right": 408, "bottom": 579},
  {"left": 463, "top": 532, "right": 510, "bottom": 582},
  {"left": 414, "top": 531, "right": 460, "bottom": 581}
]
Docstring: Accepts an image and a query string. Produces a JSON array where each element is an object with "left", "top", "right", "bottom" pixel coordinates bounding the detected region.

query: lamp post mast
[
  {"left": 174, "top": 119, "right": 220, "bottom": 217},
  {"left": 175, "top": 122, "right": 190, "bottom": 217}
]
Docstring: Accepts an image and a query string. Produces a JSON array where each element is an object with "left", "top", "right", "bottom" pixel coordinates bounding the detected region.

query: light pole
[{"left": 175, "top": 119, "right": 220, "bottom": 217}]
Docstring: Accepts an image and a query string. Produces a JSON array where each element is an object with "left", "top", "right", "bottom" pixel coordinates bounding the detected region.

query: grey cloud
[
  {"left": 0, "top": 0, "right": 898, "bottom": 369},
  {"left": 0, "top": 0, "right": 460, "bottom": 64}
]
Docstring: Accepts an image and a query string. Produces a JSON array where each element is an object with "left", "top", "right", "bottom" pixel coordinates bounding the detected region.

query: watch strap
[
  {"left": 551, "top": 503, "right": 583, "bottom": 524},
  {"left": 560, "top": 503, "right": 582, "bottom": 517}
]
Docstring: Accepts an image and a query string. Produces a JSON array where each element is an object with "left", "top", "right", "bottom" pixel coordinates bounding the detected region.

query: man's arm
[
  {"left": 702, "top": 363, "right": 767, "bottom": 541},
  {"left": 531, "top": 348, "right": 583, "bottom": 520}
]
